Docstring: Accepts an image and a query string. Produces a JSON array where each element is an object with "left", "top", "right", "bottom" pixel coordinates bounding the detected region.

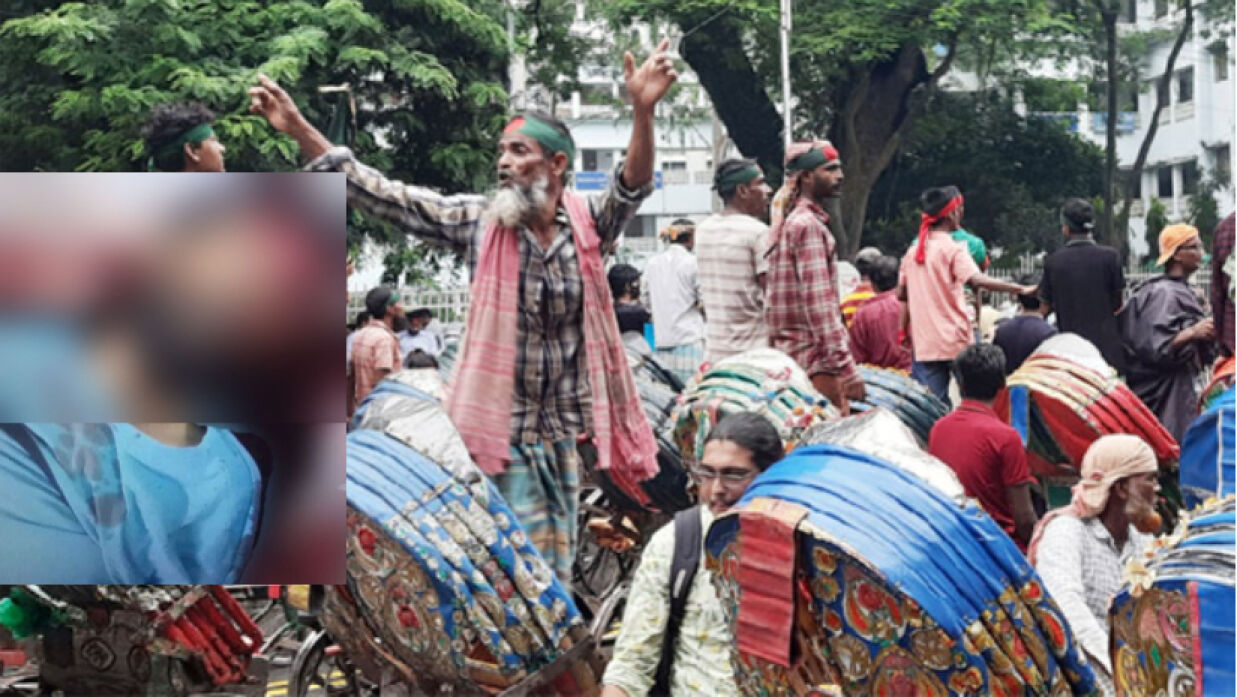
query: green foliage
[
  {"left": 1020, "top": 77, "right": 1086, "bottom": 112},
  {"left": 1144, "top": 197, "right": 1168, "bottom": 264},
  {"left": 863, "top": 91, "right": 1104, "bottom": 257},
  {"left": 0, "top": 0, "right": 510, "bottom": 197},
  {"left": 1188, "top": 178, "right": 1222, "bottom": 247}
]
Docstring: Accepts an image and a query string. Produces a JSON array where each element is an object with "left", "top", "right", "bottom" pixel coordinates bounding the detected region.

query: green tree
[
  {"left": 0, "top": 0, "right": 585, "bottom": 284},
  {"left": 863, "top": 91, "right": 1104, "bottom": 258},
  {"left": 604, "top": 0, "right": 1064, "bottom": 257}
]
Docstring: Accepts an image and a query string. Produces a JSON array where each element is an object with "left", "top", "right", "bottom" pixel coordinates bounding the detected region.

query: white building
[
  {"left": 944, "top": 0, "right": 1235, "bottom": 258},
  {"left": 1109, "top": 0, "right": 1234, "bottom": 257}
]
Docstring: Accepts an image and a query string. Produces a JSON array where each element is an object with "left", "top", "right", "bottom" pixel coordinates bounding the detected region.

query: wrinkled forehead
[{"left": 498, "top": 131, "right": 543, "bottom": 153}]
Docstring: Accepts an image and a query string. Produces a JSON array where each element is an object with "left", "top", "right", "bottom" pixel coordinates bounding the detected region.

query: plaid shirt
[
  {"left": 1211, "top": 214, "right": 1234, "bottom": 356},
  {"left": 764, "top": 197, "right": 857, "bottom": 382},
  {"left": 348, "top": 319, "right": 401, "bottom": 416},
  {"left": 312, "top": 147, "right": 651, "bottom": 443}
]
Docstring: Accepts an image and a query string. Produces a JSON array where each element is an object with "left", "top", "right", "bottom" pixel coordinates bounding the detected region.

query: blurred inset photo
[{"left": 0, "top": 423, "right": 343, "bottom": 585}]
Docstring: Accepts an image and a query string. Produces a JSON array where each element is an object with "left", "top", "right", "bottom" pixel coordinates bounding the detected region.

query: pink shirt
[
  {"left": 899, "top": 231, "right": 981, "bottom": 362},
  {"left": 349, "top": 319, "right": 401, "bottom": 415}
]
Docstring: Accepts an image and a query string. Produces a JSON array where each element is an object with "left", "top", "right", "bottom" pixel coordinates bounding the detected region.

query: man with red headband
[
  {"left": 249, "top": 41, "right": 680, "bottom": 581},
  {"left": 765, "top": 140, "right": 864, "bottom": 412},
  {"left": 898, "top": 186, "right": 1033, "bottom": 404}
]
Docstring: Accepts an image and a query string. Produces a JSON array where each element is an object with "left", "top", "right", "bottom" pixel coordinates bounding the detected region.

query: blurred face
[
  {"left": 1115, "top": 471, "right": 1161, "bottom": 525},
  {"left": 736, "top": 176, "right": 773, "bottom": 218},
  {"left": 497, "top": 133, "right": 564, "bottom": 194},
  {"left": 1172, "top": 236, "right": 1204, "bottom": 273},
  {"left": 185, "top": 134, "right": 226, "bottom": 173},
  {"left": 811, "top": 161, "right": 844, "bottom": 199},
  {"left": 695, "top": 439, "right": 761, "bottom": 515}
]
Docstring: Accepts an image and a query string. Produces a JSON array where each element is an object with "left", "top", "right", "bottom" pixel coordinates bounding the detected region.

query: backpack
[{"left": 650, "top": 505, "right": 703, "bottom": 696}]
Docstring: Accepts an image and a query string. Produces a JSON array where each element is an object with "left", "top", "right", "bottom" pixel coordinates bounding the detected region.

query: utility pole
[{"left": 780, "top": 0, "right": 792, "bottom": 150}]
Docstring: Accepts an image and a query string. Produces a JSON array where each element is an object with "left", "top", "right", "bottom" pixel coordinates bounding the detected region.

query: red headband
[{"left": 914, "top": 195, "right": 964, "bottom": 264}]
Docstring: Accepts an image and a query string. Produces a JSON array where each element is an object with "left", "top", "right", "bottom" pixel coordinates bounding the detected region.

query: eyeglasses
[
  {"left": 1178, "top": 242, "right": 1203, "bottom": 251},
  {"left": 689, "top": 464, "right": 757, "bottom": 485}
]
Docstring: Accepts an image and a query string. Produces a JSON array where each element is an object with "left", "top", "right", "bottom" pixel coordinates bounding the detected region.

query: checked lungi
[
  {"left": 655, "top": 340, "right": 705, "bottom": 385},
  {"left": 492, "top": 440, "right": 581, "bottom": 583}
]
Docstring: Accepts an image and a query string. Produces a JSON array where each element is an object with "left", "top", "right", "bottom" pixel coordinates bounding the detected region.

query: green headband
[
  {"left": 147, "top": 123, "right": 215, "bottom": 171},
  {"left": 786, "top": 148, "right": 829, "bottom": 173},
  {"left": 714, "top": 165, "right": 763, "bottom": 193},
  {"left": 505, "top": 115, "right": 575, "bottom": 163}
]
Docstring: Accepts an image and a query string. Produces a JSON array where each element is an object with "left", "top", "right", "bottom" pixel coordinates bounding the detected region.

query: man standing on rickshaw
[{"left": 249, "top": 41, "right": 681, "bottom": 581}]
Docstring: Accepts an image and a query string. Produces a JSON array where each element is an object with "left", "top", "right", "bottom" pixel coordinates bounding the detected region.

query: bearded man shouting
[{"left": 250, "top": 40, "right": 679, "bottom": 581}]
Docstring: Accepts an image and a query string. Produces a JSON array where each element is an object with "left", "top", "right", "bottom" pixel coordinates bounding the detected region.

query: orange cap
[{"left": 1156, "top": 223, "right": 1200, "bottom": 266}]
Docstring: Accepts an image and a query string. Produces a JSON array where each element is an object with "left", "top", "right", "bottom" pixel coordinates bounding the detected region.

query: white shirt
[
  {"left": 642, "top": 244, "right": 705, "bottom": 348},
  {"left": 398, "top": 328, "right": 443, "bottom": 358},
  {"left": 1035, "top": 515, "right": 1150, "bottom": 693}
]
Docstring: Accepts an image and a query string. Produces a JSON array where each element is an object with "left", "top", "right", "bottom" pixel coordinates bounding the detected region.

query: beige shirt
[{"left": 694, "top": 213, "right": 769, "bottom": 363}]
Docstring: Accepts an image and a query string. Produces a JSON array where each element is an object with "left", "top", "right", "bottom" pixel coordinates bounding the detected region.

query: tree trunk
[
  {"left": 1114, "top": 0, "right": 1193, "bottom": 263},
  {"left": 828, "top": 42, "right": 955, "bottom": 258},
  {"left": 678, "top": 16, "right": 785, "bottom": 185},
  {"left": 1101, "top": 2, "right": 1119, "bottom": 251}
]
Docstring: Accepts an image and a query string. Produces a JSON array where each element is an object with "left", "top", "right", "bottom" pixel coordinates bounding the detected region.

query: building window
[
  {"left": 1213, "top": 145, "right": 1232, "bottom": 186},
  {"left": 1122, "top": 169, "right": 1141, "bottom": 199},
  {"left": 1122, "top": 0, "right": 1136, "bottom": 22},
  {"left": 1157, "top": 167, "right": 1173, "bottom": 198},
  {"left": 1181, "top": 159, "right": 1199, "bottom": 196},
  {"left": 1154, "top": 0, "right": 1168, "bottom": 17},
  {"left": 1176, "top": 67, "right": 1194, "bottom": 103},
  {"left": 1154, "top": 77, "right": 1169, "bottom": 106},
  {"left": 1214, "top": 45, "right": 1230, "bottom": 82},
  {"left": 582, "top": 149, "right": 599, "bottom": 172}
]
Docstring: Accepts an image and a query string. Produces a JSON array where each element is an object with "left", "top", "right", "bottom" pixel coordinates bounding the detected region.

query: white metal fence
[{"left": 348, "top": 269, "right": 1214, "bottom": 327}]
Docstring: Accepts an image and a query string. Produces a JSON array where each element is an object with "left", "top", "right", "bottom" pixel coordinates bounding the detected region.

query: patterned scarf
[{"left": 445, "top": 191, "right": 658, "bottom": 502}]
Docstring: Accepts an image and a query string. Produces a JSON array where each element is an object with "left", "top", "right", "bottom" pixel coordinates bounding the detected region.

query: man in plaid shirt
[
  {"left": 250, "top": 43, "right": 680, "bottom": 580},
  {"left": 764, "top": 140, "right": 864, "bottom": 413}
]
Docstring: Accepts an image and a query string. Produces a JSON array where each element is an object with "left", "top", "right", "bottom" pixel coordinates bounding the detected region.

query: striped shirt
[
  {"left": 349, "top": 319, "right": 401, "bottom": 416},
  {"left": 311, "top": 147, "right": 651, "bottom": 443},
  {"left": 840, "top": 282, "right": 876, "bottom": 328},
  {"left": 764, "top": 198, "right": 857, "bottom": 382},
  {"left": 694, "top": 212, "right": 770, "bottom": 363}
]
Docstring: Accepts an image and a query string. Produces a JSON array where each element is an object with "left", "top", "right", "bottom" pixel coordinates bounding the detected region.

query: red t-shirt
[{"left": 928, "top": 400, "right": 1034, "bottom": 549}]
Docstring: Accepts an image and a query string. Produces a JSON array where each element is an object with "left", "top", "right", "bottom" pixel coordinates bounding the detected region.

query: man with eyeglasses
[
  {"left": 602, "top": 412, "right": 783, "bottom": 697},
  {"left": 1120, "top": 224, "right": 1217, "bottom": 442}
]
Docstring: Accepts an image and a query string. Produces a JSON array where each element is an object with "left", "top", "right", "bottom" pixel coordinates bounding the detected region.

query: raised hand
[
  {"left": 624, "top": 37, "right": 678, "bottom": 114},
  {"left": 248, "top": 74, "right": 306, "bottom": 135}
]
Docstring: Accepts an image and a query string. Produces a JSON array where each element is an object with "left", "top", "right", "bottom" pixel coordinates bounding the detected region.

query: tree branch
[{"left": 1115, "top": 0, "right": 1193, "bottom": 254}]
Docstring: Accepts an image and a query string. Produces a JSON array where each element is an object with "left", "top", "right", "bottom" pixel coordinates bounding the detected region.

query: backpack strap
[{"left": 651, "top": 505, "right": 703, "bottom": 696}]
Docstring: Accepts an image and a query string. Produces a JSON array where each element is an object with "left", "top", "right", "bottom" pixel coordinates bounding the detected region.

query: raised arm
[
  {"left": 249, "top": 75, "right": 484, "bottom": 257},
  {"left": 618, "top": 38, "right": 677, "bottom": 191}
]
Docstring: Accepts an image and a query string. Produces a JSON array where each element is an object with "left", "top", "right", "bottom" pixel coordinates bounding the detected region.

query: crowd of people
[{"left": 127, "top": 37, "right": 1233, "bottom": 695}]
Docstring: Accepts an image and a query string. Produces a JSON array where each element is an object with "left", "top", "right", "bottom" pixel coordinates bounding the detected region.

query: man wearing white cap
[{"left": 1029, "top": 434, "right": 1162, "bottom": 695}]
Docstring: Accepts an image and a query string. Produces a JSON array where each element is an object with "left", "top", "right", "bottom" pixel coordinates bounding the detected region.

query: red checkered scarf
[{"left": 445, "top": 190, "right": 658, "bottom": 502}]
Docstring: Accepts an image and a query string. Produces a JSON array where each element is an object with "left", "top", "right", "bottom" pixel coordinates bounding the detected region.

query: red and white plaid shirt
[
  {"left": 349, "top": 318, "right": 401, "bottom": 416},
  {"left": 764, "top": 197, "right": 857, "bottom": 383}
]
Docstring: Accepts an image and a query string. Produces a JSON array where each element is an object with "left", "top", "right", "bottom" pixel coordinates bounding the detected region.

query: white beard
[{"left": 483, "top": 174, "right": 551, "bottom": 228}]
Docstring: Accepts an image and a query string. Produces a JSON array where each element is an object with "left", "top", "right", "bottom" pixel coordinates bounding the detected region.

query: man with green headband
[
  {"left": 141, "top": 102, "right": 226, "bottom": 172},
  {"left": 695, "top": 158, "right": 773, "bottom": 363},
  {"left": 348, "top": 285, "right": 404, "bottom": 417},
  {"left": 765, "top": 140, "right": 865, "bottom": 413},
  {"left": 249, "top": 40, "right": 679, "bottom": 581}
]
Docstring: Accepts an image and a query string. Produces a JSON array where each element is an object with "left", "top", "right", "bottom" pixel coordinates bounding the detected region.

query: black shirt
[
  {"left": 993, "top": 315, "right": 1059, "bottom": 374},
  {"left": 1038, "top": 237, "right": 1126, "bottom": 373}
]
